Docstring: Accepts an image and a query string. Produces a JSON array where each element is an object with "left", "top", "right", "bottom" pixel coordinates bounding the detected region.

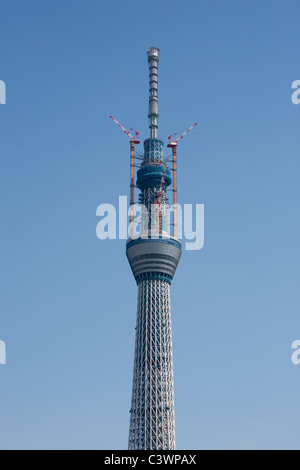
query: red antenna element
[
  {"left": 109, "top": 115, "right": 140, "bottom": 237},
  {"left": 155, "top": 170, "right": 165, "bottom": 234},
  {"left": 167, "top": 122, "right": 198, "bottom": 237}
]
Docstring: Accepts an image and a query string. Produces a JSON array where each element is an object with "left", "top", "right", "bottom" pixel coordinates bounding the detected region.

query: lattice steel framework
[{"left": 128, "top": 279, "right": 175, "bottom": 450}]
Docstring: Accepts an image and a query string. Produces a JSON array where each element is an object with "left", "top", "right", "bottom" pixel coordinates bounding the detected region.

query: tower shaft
[{"left": 128, "top": 279, "right": 175, "bottom": 450}]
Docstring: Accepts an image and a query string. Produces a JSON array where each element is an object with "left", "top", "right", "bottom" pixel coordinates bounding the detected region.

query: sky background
[{"left": 0, "top": 0, "right": 299, "bottom": 450}]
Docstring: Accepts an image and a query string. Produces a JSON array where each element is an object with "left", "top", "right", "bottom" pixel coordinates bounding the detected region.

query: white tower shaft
[{"left": 128, "top": 279, "right": 175, "bottom": 450}]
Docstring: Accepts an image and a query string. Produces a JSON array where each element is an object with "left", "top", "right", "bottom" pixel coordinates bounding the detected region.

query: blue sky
[{"left": 0, "top": 0, "right": 299, "bottom": 450}]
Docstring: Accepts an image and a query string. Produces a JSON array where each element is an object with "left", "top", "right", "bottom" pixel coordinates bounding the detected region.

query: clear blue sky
[{"left": 0, "top": 0, "right": 299, "bottom": 450}]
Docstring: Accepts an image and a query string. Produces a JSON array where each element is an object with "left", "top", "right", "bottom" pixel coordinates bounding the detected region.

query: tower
[{"left": 127, "top": 47, "right": 181, "bottom": 450}]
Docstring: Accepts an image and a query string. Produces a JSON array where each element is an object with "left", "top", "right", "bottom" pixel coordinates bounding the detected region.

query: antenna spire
[{"left": 147, "top": 47, "right": 160, "bottom": 138}]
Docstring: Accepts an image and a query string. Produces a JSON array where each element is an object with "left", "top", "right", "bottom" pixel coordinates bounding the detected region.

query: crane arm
[
  {"left": 109, "top": 115, "right": 139, "bottom": 141},
  {"left": 168, "top": 122, "right": 198, "bottom": 145}
]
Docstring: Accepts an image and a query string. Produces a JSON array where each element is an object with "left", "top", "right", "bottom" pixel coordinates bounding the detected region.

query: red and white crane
[
  {"left": 109, "top": 115, "right": 140, "bottom": 238},
  {"left": 167, "top": 122, "right": 198, "bottom": 237},
  {"left": 109, "top": 115, "right": 140, "bottom": 143},
  {"left": 167, "top": 122, "right": 198, "bottom": 147}
]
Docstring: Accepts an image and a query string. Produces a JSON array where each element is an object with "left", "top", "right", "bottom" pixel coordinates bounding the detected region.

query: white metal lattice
[{"left": 128, "top": 279, "right": 175, "bottom": 450}]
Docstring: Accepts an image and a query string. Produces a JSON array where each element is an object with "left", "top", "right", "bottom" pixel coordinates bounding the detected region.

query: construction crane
[
  {"left": 109, "top": 115, "right": 140, "bottom": 143},
  {"left": 109, "top": 115, "right": 140, "bottom": 238},
  {"left": 167, "top": 122, "right": 198, "bottom": 237},
  {"left": 167, "top": 122, "right": 198, "bottom": 148}
]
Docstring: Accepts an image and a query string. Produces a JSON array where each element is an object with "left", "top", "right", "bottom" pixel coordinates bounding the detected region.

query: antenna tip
[{"left": 147, "top": 47, "right": 160, "bottom": 60}]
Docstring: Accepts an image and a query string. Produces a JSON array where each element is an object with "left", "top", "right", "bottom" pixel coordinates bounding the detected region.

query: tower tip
[{"left": 147, "top": 47, "right": 160, "bottom": 59}]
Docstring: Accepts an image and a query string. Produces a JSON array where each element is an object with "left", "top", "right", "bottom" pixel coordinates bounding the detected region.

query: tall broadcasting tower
[{"left": 126, "top": 47, "right": 181, "bottom": 450}]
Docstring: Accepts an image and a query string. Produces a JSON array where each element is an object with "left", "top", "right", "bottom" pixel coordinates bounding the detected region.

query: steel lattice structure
[
  {"left": 128, "top": 279, "right": 175, "bottom": 449},
  {"left": 126, "top": 48, "right": 182, "bottom": 450}
]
